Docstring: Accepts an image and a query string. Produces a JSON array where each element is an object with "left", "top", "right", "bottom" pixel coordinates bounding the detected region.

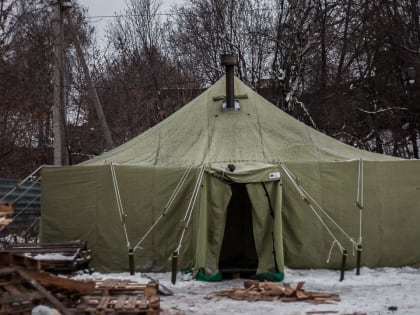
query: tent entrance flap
[{"left": 218, "top": 183, "right": 258, "bottom": 274}]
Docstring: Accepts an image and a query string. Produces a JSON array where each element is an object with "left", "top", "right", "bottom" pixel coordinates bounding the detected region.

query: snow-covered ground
[{"left": 72, "top": 267, "right": 420, "bottom": 315}]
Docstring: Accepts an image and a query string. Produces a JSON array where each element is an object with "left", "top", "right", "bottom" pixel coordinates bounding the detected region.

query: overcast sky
[{"left": 77, "top": 0, "right": 186, "bottom": 44}]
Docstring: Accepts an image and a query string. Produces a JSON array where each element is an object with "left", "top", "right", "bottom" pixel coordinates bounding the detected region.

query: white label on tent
[{"left": 269, "top": 172, "right": 281, "bottom": 180}]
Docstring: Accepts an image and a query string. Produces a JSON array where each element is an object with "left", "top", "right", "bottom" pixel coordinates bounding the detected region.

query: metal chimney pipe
[{"left": 221, "top": 53, "right": 237, "bottom": 109}]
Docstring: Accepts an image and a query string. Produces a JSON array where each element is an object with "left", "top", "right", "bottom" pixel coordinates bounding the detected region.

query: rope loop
[{"left": 326, "top": 240, "right": 346, "bottom": 264}]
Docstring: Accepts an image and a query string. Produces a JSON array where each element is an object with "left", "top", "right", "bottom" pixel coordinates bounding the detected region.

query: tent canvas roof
[{"left": 83, "top": 76, "right": 398, "bottom": 167}]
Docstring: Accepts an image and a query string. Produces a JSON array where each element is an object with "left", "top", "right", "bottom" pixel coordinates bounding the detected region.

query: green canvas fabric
[
  {"left": 41, "top": 165, "right": 198, "bottom": 272},
  {"left": 193, "top": 172, "right": 232, "bottom": 277},
  {"left": 281, "top": 160, "right": 420, "bottom": 269},
  {"left": 81, "top": 76, "right": 398, "bottom": 166},
  {"left": 40, "top": 75, "right": 420, "bottom": 274},
  {"left": 246, "top": 182, "right": 283, "bottom": 274},
  {"left": 192, "top": 167, "right": 284, "bottom": 277},
  {"left": 196, "top": 270, "right": 223, "bottom": 282}
]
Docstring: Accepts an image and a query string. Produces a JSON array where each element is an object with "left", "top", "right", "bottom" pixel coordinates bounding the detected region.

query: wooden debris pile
[
  {"left": 0, "top": 202, "right": 13, "bottom": 230},
  {"left": 214, "top": 280, "right": 340, "bottom": 304},
  {"left": 0, "top": 266, "right": 73, "bottom": 315},
  {"left": 0, "top": 240, "right": 91, "bottom": 273},
  {"left": 0, "top": 266, "right": 161, "bottom": 314}
]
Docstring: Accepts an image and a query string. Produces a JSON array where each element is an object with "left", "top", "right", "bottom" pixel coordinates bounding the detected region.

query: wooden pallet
[
  {"left": 0, "top": 267, "right": 161, "bottom": 314},
  {"left": 72, "top": 294, "right": 160, "bottom": 314},
  {"left": 214, "top": 280, "right": 340, "bottom": 304},
  {"left": 0, "top": 267, "right": 70, "bottom": 315},
  {"left": 95, "top": 279, "right": 158, "bottom": 296},
  {"left": 0, "top": 241, "right": 91, "bottom": 272}
]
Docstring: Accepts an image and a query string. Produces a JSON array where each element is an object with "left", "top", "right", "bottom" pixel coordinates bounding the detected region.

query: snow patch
[{"left": 70, "top": 267, "right": 420, "bottom": 314}]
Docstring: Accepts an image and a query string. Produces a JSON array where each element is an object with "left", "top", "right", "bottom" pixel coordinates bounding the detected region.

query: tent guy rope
[
  {"left": 133, "top": 164, "right": 194, "bottom": 252},
  {"left": 172, "top": 164, "right": 205, "bottom": 284},
  {"left": 279, "top": 162, "right": 358, "bottom": 280},
  {"left": 110, "top": 163, "right": 131, "bottom": 250},
  {"left": 280, "top": 162, "right": 360, "bottom": 251},
  {"left": 280, "top": 163, "right": 345, "bottom": 254},
  {"left": 175, "top": 164, "right": 205, "bottom": 254}
]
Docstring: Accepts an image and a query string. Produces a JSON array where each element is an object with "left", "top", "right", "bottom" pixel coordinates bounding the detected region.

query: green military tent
[{"left": 40, "top": 75, "right": 420, "bottom": 278}]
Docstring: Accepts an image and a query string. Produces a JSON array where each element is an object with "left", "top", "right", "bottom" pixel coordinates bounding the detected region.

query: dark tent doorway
[{"left": 219, "top": 183, "right": 258, "bottom": 277}]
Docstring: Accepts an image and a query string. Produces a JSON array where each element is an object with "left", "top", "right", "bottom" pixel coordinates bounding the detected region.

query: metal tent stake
[
  {"left": 128, "top": 248, "right": 135, "bottom": 275},
  {"left": 171, "top": 250, "right": 179, "bottom": 284},
  {"left": 339, "top": 249, "right": 348, "bottom": 281},
  {"left": 356, "top": 244, "right": 362, "bottom": 275}
]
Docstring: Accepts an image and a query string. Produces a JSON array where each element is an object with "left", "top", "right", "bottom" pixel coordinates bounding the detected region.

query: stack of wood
[
  {"left": 0, "top": 202, "right": 13, "bottom": 230},
  {"left": 0, "top": 240, "right": 91, "bottom": 273},
  {"left": 73, "top": 279, "right": 160, "bottom": 314},
  {"left": 0, "top": 266, "right": 76, "bottom": 315},
  {"left": 214, "top": 280, "right": 340, "bottom": 304},
  {"left": 0, "top": 266, "right": 161, "bottom": 314}
]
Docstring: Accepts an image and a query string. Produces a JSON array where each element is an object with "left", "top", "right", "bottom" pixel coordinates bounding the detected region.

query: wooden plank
[
  {"left": 283, "top": 285, "right": 295, "bottom": 296},
  {"left": 142, "top": 274, "right": 173, "bottom": 296},
  {"left": 296, "top": 281, "right": 305, "bottom": 291},
  {"left": 28, "top": 271, "right": 95, "bottom": 294},
  {"left": 114, "top": 295, "right": 127, "bottom": 310},
  {"left": 99, "top": 278, "right": 120, "bottom": 287},
  {"left": 213, "top": 281, "right": 339, "bottom": 305},
  {"left": 137, "top": 296, "right": 148, "bottom": 309},
  {"left": 296, "top": 289, "right": 309, "bottom": 300},
  {"left": 0, "top": 303, "right": 33, "bottom": 314},
  {"left": 6, "top": 240, "right": 86, "bottom": 248},
  {"left": 125, "top": 296, "right": 137, "bottom": 309},
  {"left": 0, "top": 292, "right": 43, "bottom": 305},
  {"left": 144, "top": 282, "right": 158, "bottom": 297},
  {"left": 148, "top": 295, "right": 160, "bottom": 309},
  {"left": 0, "top": 252, "right": 48, "bottom": 271},
  {"left": 97, "top": 296, "right": 110, "bottom": 310},
  {"left": 15, "top": 267, "right": 71, "bottom": 315},
  {"left": 3, "top": 241, "right": 90, "bottom": 273},
  {"left": 3, "top": 284, "right": 23, "bottom": 295},
  {"left": 244, "top": 280, "right": 259, "bottom": 289},
  {"left": 116, "top": 279, "right": 130, "bottom": 287}
]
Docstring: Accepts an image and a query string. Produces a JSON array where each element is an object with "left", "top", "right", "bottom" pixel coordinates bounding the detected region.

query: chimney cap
[{"left": 221, "top": 53, "right": 237, "bottom": 66}]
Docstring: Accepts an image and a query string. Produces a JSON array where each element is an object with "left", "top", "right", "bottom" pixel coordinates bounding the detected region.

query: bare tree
[
  {"left": 0, "top": 0, "right": 94, "bottom": 177},
  {"left": 74, "top": 0, "right": 198, "bottom": 154},
  {"left": 169, "top": 0, "right": 274, "bottom": 86}
]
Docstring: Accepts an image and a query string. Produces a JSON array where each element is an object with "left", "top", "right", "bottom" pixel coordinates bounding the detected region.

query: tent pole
[{"left": 355, "top": 159, "right": 364, "bottom": 276}]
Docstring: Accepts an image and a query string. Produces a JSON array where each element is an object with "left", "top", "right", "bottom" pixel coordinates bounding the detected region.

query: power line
[{"left": 84, "top": 7, "right": 278, "bottom": 20}]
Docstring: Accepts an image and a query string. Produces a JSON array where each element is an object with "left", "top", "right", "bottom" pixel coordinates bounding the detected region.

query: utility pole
[
  {"left": 52, "top": 1, "right": 70, "bottom": 165},
  {"left": 73, "top": 35, "right": 115, "bottom": 149}
]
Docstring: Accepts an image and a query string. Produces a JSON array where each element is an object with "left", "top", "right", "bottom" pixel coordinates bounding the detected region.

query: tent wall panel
[
  {"left": 40, "top": 166, "right": 98, "bottom": 253},
  {"left": 281, "top": 161, "right": 420, "bottom": 269},
  {"left": 41, "top": 165, "right": 197, "bottom": 272}
]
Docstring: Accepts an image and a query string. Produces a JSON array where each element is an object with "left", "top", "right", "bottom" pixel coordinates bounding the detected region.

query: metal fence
[{"left": 0, "top": 178, "right": 40, "bottom": 236}]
